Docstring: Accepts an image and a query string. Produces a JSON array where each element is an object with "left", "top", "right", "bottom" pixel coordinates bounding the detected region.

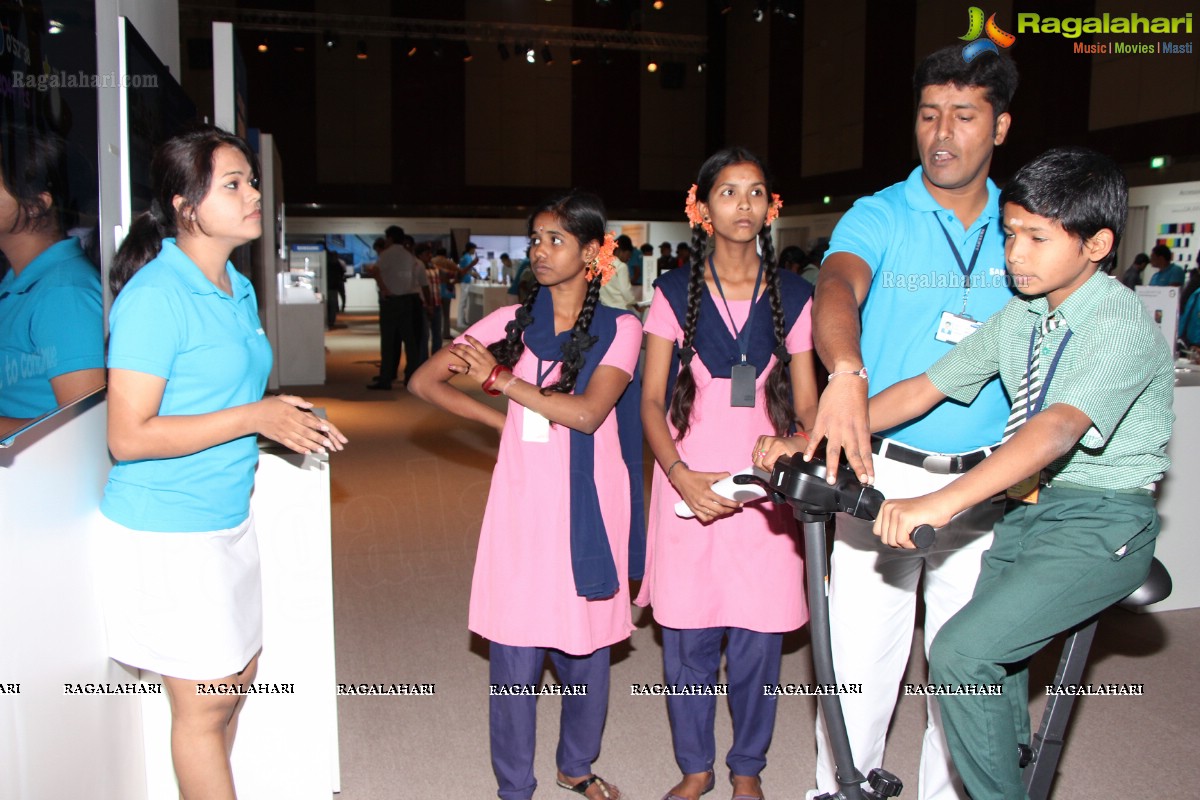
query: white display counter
[
  {"left": 460, "top": 282, "right": 514, "bottom": 327},
  {"left": 1151, "top": 370, "right": 1200, "bottom": 612},
  {"left": 344, "top": 275, "right": 380, "bottom": 313}
]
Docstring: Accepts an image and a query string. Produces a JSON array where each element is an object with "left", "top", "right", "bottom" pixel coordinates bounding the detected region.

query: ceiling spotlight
[
  {"left": 497, "top": 42, "right": 510, "bottom": 60},
  {"left": 356, "top": 40, "right": 368, "bottom": 60},
  {"left": 432, "top": 40, "right": 444, "bottom": 58},
  {"left": 525, "top": 45, "right": 536, "bottom": 64},
  {"left": 646, "top": 59, "right": 659, "bottom": 73},
  {"left": 47, "top": 19, "right": 64, "bottom": 34},
  {"left": 257, "top": 38, "right": 268, "bottom": 53},
  {"left": 696, "top": 58, "right": 707, "bottom": 73},
  {"left": 752, "top": 0, "right": 767, "bottom": 22},
  {"left": 775, "top": 0, "right": 800, "bottom": 20},
  {"left": 541, "top": 44, "right": 554, "bottom": 65},
  {"left": 462, "top": 43, "right": 473, "bottom": 63},
  {"left": 720, "top": 2, "right": 733, "bottom": 13},
  {"left": 653, "top": 0, "right": 665, "bottom": 8},
  {"left": 324, "top": 30, "right": 337, "bottom": 49},
  {"left": 407, "top": 43, "right": 418, "bottom": 57},
  {"left": 570, "top": 47, "right": 583, "bottom": 66}
]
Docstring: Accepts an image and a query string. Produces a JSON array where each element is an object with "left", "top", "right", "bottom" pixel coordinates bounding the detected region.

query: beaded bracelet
[
  {"left": 482, "top": 365, "right": 513, "bottom": 396},
  {"left": 666, "top": 459, "right": 687, "bottom": 479}
]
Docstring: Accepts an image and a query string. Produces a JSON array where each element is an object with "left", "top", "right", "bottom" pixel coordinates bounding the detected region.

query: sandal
[
  {"left": 557, "top": 774, "right": 620, "bottom": 800},
  {"left": 730, "top": 772, "right": 764, "bottom": 800},
  {"left": 662, "top": 769, "right": 716, "bottom": 800}
]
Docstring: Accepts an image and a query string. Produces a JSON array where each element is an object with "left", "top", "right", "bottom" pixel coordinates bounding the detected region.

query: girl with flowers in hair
[
  {"left": 410, "top": 189, "right": 643, "bottom": 800},
  {"left": 637, "top": 147, "right": 818, "bottom": 800}
]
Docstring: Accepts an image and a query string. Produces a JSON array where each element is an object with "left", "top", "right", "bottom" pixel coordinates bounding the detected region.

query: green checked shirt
[{"left": 926, "top": 270, "right": 1174, "bottom": 489}]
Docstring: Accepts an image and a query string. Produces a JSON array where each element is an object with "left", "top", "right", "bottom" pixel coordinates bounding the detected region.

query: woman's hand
[
  {"left": 254, "top": 395, "right": 348, "bottom": 455},
  {"left": 447, "top": 335, "right": 500, "bottom": 388},
  {"left": 671, "top": 466, "right": 741, "bottom": 523},
  {"left": 751, "top": 434, "right": 807, "bottom": 472}
]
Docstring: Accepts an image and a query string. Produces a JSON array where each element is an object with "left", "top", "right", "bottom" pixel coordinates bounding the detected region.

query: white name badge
[
  {"left": 935, "top": 311, "right": 982, "bottom": 345},
  {"left": 522, "top": 406, "right": 551, "bottom": 443}
]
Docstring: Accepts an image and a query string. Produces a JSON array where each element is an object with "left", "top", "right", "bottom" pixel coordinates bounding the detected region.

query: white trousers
[{"left": 811, "top": 450, "right": 1002, "bottom": 800}]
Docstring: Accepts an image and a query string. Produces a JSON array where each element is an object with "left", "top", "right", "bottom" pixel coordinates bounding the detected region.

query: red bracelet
[
  {"left": 482, "top": 365, "right": 513, "bottom": 396},
  {"left": 793, "top": 430, "right": 810, "bottom": 441}
]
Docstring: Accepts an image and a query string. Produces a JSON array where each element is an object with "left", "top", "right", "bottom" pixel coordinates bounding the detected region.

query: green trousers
[{"left": 928, "top": 485, "right": 1159, "bottom": 800}]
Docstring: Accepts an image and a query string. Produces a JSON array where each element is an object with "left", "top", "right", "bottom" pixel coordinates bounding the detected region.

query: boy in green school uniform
[{"left": 868, "top": 146, "right": 1174, "bottom": 800}]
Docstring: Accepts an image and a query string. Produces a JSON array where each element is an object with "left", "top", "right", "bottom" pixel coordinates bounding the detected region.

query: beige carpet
[{"left": 284, "top": 314, "right": 1196, "bottom": 799}]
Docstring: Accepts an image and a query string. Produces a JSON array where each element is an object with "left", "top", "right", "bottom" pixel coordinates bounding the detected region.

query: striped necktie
[{"left": 1002, "top": 314, "right": 1062, "bottom": 441}]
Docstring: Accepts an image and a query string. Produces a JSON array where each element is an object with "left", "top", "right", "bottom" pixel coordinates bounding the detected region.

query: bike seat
[{"left": 1118, "top": 557, "right": 1171, "bottom": 609}]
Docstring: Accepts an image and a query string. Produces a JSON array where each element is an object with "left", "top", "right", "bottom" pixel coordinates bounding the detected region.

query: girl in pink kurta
[
  {"left": 410, "top": 190, "right": 641, "bottom": 800},
  {"left": 638, "top": 148, "right": 819, "bottom": 800}
]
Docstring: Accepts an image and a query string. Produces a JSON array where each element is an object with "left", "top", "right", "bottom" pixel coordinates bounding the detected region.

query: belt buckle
[{"left": 922, "top": 455, "right": 954, "bottom": 474}]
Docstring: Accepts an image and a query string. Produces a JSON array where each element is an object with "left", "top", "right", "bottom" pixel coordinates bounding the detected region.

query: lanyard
[
  {"left": 936, "top": 219, "right": 988, "bottom": 315},
  {"left": 707, "top": 254, "right": 764, "bottom": 364},
  {"left": 535, "top": 358, "right": 560, "bottom": 387},
  {"left": 1024, "top": 323, "right": 1073, "bottom": 418}
]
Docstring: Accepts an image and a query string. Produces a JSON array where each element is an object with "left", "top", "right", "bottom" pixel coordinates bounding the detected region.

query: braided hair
[
  {"left": 669, "top": 147, "right": 796, "bottom": 441},
  {"left": 486, "top": 189, "right": 606, "bottom": 395},
  {"left": 110, "top": 125, "right": 260, "bottom": 296}
]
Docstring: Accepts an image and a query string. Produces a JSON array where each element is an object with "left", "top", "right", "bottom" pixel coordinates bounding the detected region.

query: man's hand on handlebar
[
  {"left": 873, "top": 495, "right": 955, "bottom": 549},
  {"left": 802, "top": 375, "right": 874, "bottom": 486}
]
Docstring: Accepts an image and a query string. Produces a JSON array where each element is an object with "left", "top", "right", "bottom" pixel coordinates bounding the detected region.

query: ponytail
[
  {"left": 668, "top": 224, "right": 710, "bottom": 441},
  {"left": 110, "top": 202, "right": 172, "bottom": 297},
  {"left": 759, "top": 227, "right": 797, "bottom": 435}
]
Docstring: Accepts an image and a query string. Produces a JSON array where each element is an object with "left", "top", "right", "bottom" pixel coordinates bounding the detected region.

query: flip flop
[
  {"left": 557, "top": 774, "right": 620, "bottom": 800},
  {"left": 661, "top": 769, "right": 715, "bottom": 800}
]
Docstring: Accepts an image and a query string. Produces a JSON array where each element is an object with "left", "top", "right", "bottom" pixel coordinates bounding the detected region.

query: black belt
[{"left": 871, "top": 437, "right": 990, "bottom": 475}]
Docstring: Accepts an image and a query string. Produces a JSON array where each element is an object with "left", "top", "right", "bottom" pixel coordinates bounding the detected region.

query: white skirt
[{"left": 92, "top": 510, "right": 263, "bottom": 680}]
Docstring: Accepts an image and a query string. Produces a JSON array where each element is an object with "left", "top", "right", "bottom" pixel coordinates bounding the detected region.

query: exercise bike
[{"left": 736, "top": 455, "right": 1171, "bottom": 800}]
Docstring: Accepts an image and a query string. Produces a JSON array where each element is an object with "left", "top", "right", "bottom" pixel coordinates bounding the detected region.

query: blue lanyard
[
  {"left": 935, "top": 219, "right": 988, "bottom": 281},
  {"left": 535, "top": 358, "right": 560, "bottom": 387},
  {"left": 1024, "top": 323, "right": 1073, "bottom": 418},
  {"left": 707, "top": 254, "right": 764, "bottom": 364}
]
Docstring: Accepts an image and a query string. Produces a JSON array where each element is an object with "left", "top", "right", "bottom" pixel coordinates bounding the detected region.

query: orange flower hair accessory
[
  {"left": 586, "top": 231, "right": 619, "bottom": 286},
  {"left": 684, "top": 184, "right": 713, "bottom": 236},
  {"left": 765, "top": 193, "right": 783, "bottom": 227}
]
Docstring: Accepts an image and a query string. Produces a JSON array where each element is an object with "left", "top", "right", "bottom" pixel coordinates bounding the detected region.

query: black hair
[
  {"left": 1134, "top": 253, "right": 1150, "bottom": 265},
  {"left": 487, "top": 189, "right": 607, "bottom": 395},
  {"left": 1, "top": 124, "right": 70, "bottom": 235},
  {"left": 373, "top": 238, "right": 387, "bottom": 252},
  {"left": 415, "top": 242, "right": 433, "bottom": 257},
  {"left": 110, "top": 126, "right": 259, "bottom": 296},
  {"left": 778, "top": 245, "right": 809, "bottom": 269},
  {"left": 641, "top": 243, "right": 654, "bottom": 255},
  {"left": 1151, "top": 244, "right": 1172, "bottom": 261},
  {"left": 1000, "top": 146, "right": 1127, "bottom": 272},
  {"left": 615, "top": 234, "right": 633, "bottom": 250},
  {"left": 384, "top": 225, "right": 405, "bottom": 243},
  {"left": 913, "top": 44, "right": 1019, "bottom": 117},
  {"left": 669, "top": 146, "right": 795, "bottom": 441}
]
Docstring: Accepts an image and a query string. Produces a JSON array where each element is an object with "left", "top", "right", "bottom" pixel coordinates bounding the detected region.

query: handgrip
[{"left": 911, "top": 524, "right": 936, "bottom": 550}]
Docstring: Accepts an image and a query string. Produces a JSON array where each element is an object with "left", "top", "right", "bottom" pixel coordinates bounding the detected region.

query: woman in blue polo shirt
[
  {"left": 97, "top": 126, "right": 346, "bottom": 798},
  {"left": 0, "top": 127, "right": 104, "bottom": 434}
]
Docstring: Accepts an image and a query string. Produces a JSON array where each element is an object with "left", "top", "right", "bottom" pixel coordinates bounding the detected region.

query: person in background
[
  {"left": 499, "top": 252, "right": 514, "bottom": 285},
  {"left": 365, "top": 225, "right": 430, "bottom": 390},
  {"left": 676, "top": 242, "right": 692, "bottom": 270},
  {"left": 602, "top": 237, "right": 638, "bottom": 311},
  {"left": 416, "top": 242, "right": 443, "bottom": 357},
  {"left": 1121, "top": 252, "right": 1149, "bottom": 290},
  {"left": 456, "top": 241, "right": 481, "bottom": 331},
  {"left": 617, "top": 234, "right": 643, "bottom": 286},
  {"left": 1147, "top": 244, "right": 1183, "bottom": 287},
  {"left": 98, "top": 125, "right": 347, "bottom": 800},
  {"left": 658, "top": 241, "right": 676, "bottom": 274},
  {"left": 325, "top": 250, "right": 346, "bottom": 330},
  {"left": 433, "top": 247, "right": 458, "bottom": 340},
  {"left": 780, "top": 245, "right": 820, "bottom": 286},
  {"left": 640, "top": 242, "right": 655, "bottom": 279},
  {"left": 0, "top": 125, "right": 103, "bottom": 432}
]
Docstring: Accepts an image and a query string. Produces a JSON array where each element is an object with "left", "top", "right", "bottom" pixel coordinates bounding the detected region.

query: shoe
[
  {"left": 557, "top": 774, "right": 620, "bottom": 799},
  {"left": 662, "top": 770, "right": 715, "bottom": 800},
  {"left": 365, "top": 380, "right": 392, "bottom": 390}
]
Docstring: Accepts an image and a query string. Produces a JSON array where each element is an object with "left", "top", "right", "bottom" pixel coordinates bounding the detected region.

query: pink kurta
[
  {"left": 635, "top": 287, "right": 812, "bottom": 633},
  {"left": 462, "top": 307, "right": 643, "bottom": 655}
]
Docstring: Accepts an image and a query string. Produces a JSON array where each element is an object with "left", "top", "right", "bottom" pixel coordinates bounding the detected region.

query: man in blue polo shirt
[
  {"left": 803, "top": 46, "right": 1019, "bottom": 800},
  {"left": 1147, "top": 244, "right": 1184, "bottom": 287}
]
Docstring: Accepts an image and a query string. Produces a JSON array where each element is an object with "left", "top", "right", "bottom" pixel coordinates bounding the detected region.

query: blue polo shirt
[
  {"left": 826, "top": 167, "right": 1014, "bottom": 453},
  {"left": 0, "top": 238, "right": 103, "bottom": 418},
  {"left": 102, "top": 239, "right": 273, "bottom": 532},
  {"left": 1148, "top": 264, "right": 1184, "bottom": 286}
]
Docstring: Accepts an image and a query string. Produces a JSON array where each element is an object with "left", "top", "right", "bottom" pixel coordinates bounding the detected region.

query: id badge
[
  {"left": 522, "top": 406, "right": 551, "bottom": 443},
  {"left": 730, "top": 362, "right": 757, "bottom": 407},
  {"left": 1006, "top": 473, "right": 1040, "bottom": 504},
  {"left": 935, "top": 311, "right": 982, "bottom": 345}
]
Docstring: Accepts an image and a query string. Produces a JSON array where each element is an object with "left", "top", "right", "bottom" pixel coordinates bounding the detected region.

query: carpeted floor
[{"left": 285, "top": 313, "right": 1196, "bottom": 799}]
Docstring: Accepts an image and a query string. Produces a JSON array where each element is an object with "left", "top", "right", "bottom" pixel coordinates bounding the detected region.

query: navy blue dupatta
[
  {"left": 653, "top": 265, "right": 812, "bottom": 403},
  {"left": 519, "top": 288, "right": 646, "bottom": 600}
]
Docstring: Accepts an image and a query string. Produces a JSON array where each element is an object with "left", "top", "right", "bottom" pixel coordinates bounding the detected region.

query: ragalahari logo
[{"left": 959, "top": 7, "right": 1016, "bottom": 62}]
